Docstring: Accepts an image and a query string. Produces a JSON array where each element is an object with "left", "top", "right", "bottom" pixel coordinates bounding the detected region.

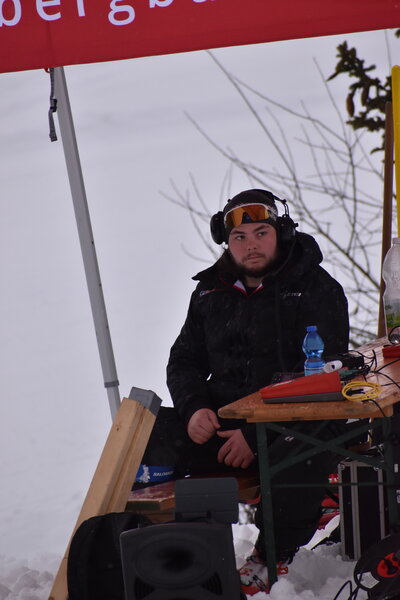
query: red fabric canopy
[{"left": 0, "top": 0, "right": 399, "bottom": 74}]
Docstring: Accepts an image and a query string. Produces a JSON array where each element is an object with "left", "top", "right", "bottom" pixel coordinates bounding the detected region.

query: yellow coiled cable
[{"left": 341, "top": 380, "right": 382, "bottom": 402}]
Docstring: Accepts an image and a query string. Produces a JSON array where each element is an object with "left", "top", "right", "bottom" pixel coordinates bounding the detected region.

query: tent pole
[
  {"left": 378, "top": 101, "right": 394, "bottom": 338},
  {"left": 53, "top": 66, "right": 120, "bottom": 420}
]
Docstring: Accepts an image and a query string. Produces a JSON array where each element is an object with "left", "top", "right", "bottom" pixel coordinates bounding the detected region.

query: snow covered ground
[
  {"left": 234, "top": 516, "right": 364, "bottom": 600},
  {"left": 0, "top": 514, "right": 366, "bottom": 600}
]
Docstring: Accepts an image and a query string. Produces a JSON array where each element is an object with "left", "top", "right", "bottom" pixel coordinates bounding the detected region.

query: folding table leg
[
  {"left": 256, "top": 422, "right": 278, "bottom": 586},
  {"left": 382, "top": 416, "right": 400, "bottom": 529}
]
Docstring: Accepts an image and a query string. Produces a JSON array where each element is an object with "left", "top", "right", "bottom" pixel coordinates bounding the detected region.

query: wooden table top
[{"left": 218, "top": 338, "right": 400, "bottom": 423}]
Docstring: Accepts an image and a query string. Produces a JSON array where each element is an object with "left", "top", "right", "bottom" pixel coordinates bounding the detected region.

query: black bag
[{"left": 67, "top": 512, "right": 151, "bottom": 600}]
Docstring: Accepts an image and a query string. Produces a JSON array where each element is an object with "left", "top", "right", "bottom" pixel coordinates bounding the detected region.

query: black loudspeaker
[
  {"left": 210, "top": 191, "right": 297, "bottom": 245},
  {"left": 120, "top": 477, "right": 243, "bottom": 600},
  {"left": 120, "top": 522, "right": 241, "bottom": 599}
]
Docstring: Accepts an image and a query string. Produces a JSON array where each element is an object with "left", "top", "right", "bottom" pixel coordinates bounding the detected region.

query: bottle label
[
  {"left": 304, "top": 358, "right": 325, "bottom": 376},
  {"left": 384, "top": 299, "right": 400, "bottom": 343},
  {"left": 304, "top": 367, "right": 324, "bottom": 376},
  {"left": 384, "top": 300, "right": 400, "bottom": 329}
]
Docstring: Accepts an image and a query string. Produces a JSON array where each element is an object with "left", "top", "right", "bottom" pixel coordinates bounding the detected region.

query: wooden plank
[
  {"left": 220, "top": 388, "right": 397, "bottom": 422},
  {"left": 248, "top": 397, "right": 394, "bottom": 422},
  {"left": 126, "top": 471, "right": 260, "bottom": 515},
  {"left": 48, "top": 395, "right": 158, "bottom": 600},
  {"left": 106, "top": 408, "right": 156, "bottom": 511},
  {"left": 77, "top": 398, "right": 151, "bottom": 517},
  {"left": 218, "top": 391, "right": 262, "bottom": 420},
  {"left": 127, "top": 480, "right": 177, "bottom": 512}
]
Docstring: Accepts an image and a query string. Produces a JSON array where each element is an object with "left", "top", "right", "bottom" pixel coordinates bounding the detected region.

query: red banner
[{"left": 1, "top": 0, "right": 399, "bottom": 74}]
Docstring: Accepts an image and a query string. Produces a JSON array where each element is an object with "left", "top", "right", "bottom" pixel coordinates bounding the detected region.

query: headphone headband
[{"left": 210, "top": 190, "right": 298, "bottom": 245}]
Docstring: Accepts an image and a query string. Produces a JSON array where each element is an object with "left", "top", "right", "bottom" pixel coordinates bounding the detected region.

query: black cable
[
  {"left": 353, "top": 566, "right": 376, "bottom": 593},
  {"left": 375, "top": 356, "right": 400, "bottom": 373},
  {"left": 356, "top": 348, "right": 377, "bottom": 370},
  {"left": 331, "top": 579, "right": 354, "bottom": 600},
  {"left": 369, "top": 369, "right": 400, "bottom": 392},
  {"left": 366, "top": 397, "right": 392, "bottom": 418},
  {"left": 350, "top": 585, "right": 361, "bottom": 600},
  {"left": 355, "top": 348, "right": 378, "bottom": 372}
]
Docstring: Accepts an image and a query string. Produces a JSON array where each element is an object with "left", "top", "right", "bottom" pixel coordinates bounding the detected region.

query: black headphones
[{"left": 210, "top": 189, "right": 298, "bottom": 245}]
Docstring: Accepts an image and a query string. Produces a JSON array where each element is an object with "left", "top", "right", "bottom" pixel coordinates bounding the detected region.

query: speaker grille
[
  {"left": 202, "top": 571, "right": 223, "bottom": 595},
  {"left": 133, "top": 576, "right": 155, "bottom": 599}
]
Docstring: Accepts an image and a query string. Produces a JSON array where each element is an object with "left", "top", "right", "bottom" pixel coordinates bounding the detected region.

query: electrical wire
[
  {"left": 376, "top": 356, "right": 400, "bottom": 371},
  {"left": 342, "top": 380, "right": 382, "bottom": 402},
  {"left": 350, "top": 350, "right": 378, "bottom": 369},
  {"left": 371, "top": 369, "right": 400, "bottom": 392},
  {"left": 351, "top": 348, "right": 378, "bottom": 373},
  {"left": 366, "top": 398, "right": 391, "bottom": 419},
  {"left": 331, "top": 579, "right": 353, "bottom": 600},
  {"left": 343, "top": 355, "right": 400, "bottom": 411}
]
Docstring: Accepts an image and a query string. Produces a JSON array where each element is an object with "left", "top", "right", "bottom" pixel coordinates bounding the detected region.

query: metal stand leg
[
  {"left": 256, "top": 423, "right": 278, "bottom": 586},
  {"left": 382, "top": 417, "right": 400, "bottom": 529}
]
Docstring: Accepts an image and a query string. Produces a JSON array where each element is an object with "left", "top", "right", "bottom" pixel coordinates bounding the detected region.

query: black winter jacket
[{"left": 167, "top": 232, "right": 349, "bottom": 451}]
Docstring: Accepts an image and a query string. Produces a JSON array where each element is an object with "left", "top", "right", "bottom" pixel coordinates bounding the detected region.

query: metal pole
[
  {"left": 392, "top": 67, "right": 400, "bottom": 237},
  {"left": 53, "top": 66, "right": 120, "bottom": 419},
  {"left": 378, "top": 102, "right": 394, "bottom": 337}
]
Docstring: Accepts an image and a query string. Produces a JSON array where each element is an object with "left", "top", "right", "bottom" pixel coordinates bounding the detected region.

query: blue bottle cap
[{"left": 306, "top": 325, "right": 317, "bottom": 332}]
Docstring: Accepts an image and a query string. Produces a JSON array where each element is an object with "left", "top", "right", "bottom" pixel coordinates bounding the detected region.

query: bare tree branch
[{"left": 163, "top": 51, "right": 387, "bottom": 345}]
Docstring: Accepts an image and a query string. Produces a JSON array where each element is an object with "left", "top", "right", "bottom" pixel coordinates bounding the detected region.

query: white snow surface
[
  {"left": 0, "top": 510, "right": 367, "bottom": 600},
  {"left": 0, "top": 518, "right": 367, "bottom": 600},
  {"left": 232, "top": 516, "right": 367, "bottom": 599},
  {"left": 0, "top": 26, "right": 392, "bottom": 600}
]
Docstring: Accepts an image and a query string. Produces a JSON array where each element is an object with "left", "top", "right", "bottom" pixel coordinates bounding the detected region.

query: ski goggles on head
[{"left": 224, "top": 203, "right": 278, "bottom": 231}]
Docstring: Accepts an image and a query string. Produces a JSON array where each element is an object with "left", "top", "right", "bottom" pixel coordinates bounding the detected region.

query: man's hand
[
  {"left": 187, "top": 408, "right": 220, "bottom": 444},
  {"left": 217, "top": 429, "right": 255, "bottom": 469}
]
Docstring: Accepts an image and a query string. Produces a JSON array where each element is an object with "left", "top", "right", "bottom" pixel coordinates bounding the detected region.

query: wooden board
[
  {"left": 126, "top": 470, "right": 261, "bottom": 513},
  {"left": 127, "top": 480, "right": 177, "bottom": 512},
  {"left": 48, "top": 394, "right": 158, "bottom": 600}
]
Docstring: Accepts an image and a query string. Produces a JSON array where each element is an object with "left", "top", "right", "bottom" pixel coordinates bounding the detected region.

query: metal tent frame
[{"left": 53, "top": 67, "right": 120, "bottom": 419}]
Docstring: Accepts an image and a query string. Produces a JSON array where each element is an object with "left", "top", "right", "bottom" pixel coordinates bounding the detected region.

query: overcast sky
[{"left": 0, "top": 28, "right": 395, "bottom": 558}]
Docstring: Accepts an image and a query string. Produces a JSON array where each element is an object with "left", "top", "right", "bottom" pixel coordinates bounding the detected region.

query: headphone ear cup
[
  {"left": 210, "top": 211, "right": 226, "bottom": 245},
  {"left": 278, "top": 215, "right": 297, "bottom": 244}
]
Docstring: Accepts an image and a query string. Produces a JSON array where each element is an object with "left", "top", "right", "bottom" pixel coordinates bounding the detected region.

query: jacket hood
[{"left": 193, "top": 232, "right": 323, "bottom": 286}]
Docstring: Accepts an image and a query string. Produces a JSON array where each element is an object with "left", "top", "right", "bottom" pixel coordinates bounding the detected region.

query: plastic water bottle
[
  {"left": 302, "top": 325, "right": 325, "bottom": 376},
  {"left": 382, "top": 237, "right": 400, "bottom": 344}
]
